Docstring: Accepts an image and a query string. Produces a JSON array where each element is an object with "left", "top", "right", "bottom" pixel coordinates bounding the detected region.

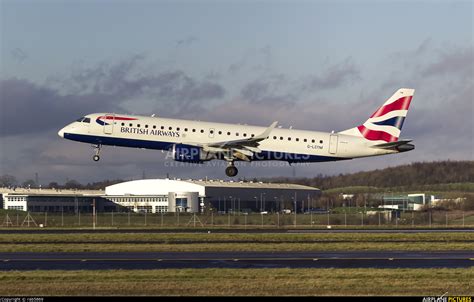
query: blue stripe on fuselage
[{"left": 63, "top": 133, "right": 346, "bottom": 163}]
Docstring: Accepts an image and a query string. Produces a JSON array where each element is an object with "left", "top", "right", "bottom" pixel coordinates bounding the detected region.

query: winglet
[{"left": 254, "top": 121, "right": 278, "bottom": 140}]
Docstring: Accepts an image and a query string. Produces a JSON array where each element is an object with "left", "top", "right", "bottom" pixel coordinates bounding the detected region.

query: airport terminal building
[{"left": 1, "top": 179, "right": 321, "bottom": 214}]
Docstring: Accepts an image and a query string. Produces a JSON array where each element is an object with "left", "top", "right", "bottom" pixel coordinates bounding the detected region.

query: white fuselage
[{"left": 58, "top": 113, "right": 397, "bottom": 163}]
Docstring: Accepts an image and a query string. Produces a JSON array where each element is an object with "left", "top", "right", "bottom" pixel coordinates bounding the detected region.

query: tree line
[{"left": 1, "top": 160, "right": 472, "bottom": 191}]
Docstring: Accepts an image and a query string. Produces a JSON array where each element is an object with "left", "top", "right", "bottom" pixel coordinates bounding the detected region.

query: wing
[{"left": 188, "top": 121, "right": 278, "bottom": 161}]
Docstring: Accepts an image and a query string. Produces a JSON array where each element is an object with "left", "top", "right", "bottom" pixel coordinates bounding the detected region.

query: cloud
[
  {"left": 421, "top": 47, "right": 473, "bottom": 78},
  {"left": 176, "top": 36, "right": 198, "bottom": 47},
  {"left": 301, "top": 57, "right": 361, "bottom": 92},
  {"left": 0, "top": 55, "right": 226, "bottom": 137},
  {"left": 10, "top": 48, "right": 27, "bottom": 63}
]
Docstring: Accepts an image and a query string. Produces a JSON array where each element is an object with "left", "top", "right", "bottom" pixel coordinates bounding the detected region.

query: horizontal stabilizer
[{"left": 372, "top": 139, "right": 414, "bottom": 152}]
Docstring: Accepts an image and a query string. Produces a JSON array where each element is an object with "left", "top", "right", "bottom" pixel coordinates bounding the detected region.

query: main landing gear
[
  {"left": 225, "top": 162, "right": 238, "bottom": 177},
  {"left": 92, "top": 144, "right": 101, "bottom": 162}
]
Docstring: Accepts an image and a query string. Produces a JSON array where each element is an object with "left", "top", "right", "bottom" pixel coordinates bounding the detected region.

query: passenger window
[
  {"left": 243, "top": 133, "right": 247, "bottom": 137},
  {"left": 129, "top": 123, "right": 133, "bottom": 127},
  {"left": 320, "top": 140, "right": 323, "bottom": 144},
  {"left": 280, "top": 137, "right": 283, "bottom": 140},
  {"left": 177, "top": 127, "right": 180, "bottom": 131},
  {"left": 227, "top": 132, "right": 231, "bottom": 135},
  {"left": 169, "top": 127, "right": 172, "bottom": 130},
  {"left": 236, "top": 133, "right": 239, "bottom": 136},
  {"left": 251, "top": 134, "right": 255, "bottom": 137},
  {"left": 137, "top": 124, "right": 141, "bottom": 128},
  {"left": 200, "top": 129, "right": 204, "bottom": 133},
  {"left": 145, "top": 125, "right": 148, "bottom": 128},
  {"left": 288, "top": 137, "right": 291, "bottom": 141},
  {"left": 192, "top": 129, "right": 196, "bottom": 132},
  {"left": 304, "top": 139, "right": 307, "bottom": 142},
  {"left": 312, "top": 139, "right": 315, "bottom": 143},
  {"left": 273, "top": 136, "right": 277, "bottom": 139},
  {"left": 218, "top": 131, "right": 222, "bottom": 135},
  {"left": 121, "top": 123, "right": 125, "bottom": 126},
  {"left": 210, "top": 130, "right": 214, "bottom": 134},
  {"left": 296, "top": 138, "right": 299, "bottom": 142},
  {"left": 184, "top": 128, "right": 188, "bottom": 132},
  {"left": 153, "top": 125, "right": 156, "bottom": 129}
]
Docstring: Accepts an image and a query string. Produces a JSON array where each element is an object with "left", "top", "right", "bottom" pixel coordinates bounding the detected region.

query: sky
[{"left": 0, "top": 0, "right": 473, "bottom": 185}]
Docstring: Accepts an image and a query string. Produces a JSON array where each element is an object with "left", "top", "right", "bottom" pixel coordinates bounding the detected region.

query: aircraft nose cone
[{"left": 58, "top": 128, "right": 65, "bottom": 138}]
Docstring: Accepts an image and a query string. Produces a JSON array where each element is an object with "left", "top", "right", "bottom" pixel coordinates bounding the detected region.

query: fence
[{"left": 1, "top": 210, "right": 473, "bottom": 228}]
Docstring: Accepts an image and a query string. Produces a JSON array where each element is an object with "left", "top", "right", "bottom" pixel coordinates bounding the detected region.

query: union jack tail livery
[{"left": 339, "top": 88, "right": 414, "bottom": 143}]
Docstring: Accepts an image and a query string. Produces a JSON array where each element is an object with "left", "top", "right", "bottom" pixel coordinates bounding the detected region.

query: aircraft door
[
  {"left": 329, "top": 134, "right": 338, "bottom": 154},
  {"left": 103, "top": 114, "right": 114, "bottom": 134}
]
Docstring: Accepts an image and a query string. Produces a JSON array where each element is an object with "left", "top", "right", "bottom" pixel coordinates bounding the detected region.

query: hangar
[
  {"left": 1, "top": 179, "right": 320, "bottom": 214},
  {"left": 105, "top": 179, "right": 321, "bottom": 213}
]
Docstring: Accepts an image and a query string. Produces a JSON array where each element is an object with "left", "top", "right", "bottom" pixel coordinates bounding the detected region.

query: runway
[{"left": 1, "top": 251, "right": 472, "bottom": 270}]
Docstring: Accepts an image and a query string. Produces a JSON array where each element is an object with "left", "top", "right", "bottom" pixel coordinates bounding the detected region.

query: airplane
[{"left": 58, "top": 88, "right": 415, "bottom": 177}]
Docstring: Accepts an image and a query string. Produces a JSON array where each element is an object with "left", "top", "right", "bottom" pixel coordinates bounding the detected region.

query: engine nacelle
[{"left": 172, "top": 144, "right": 214, "bottom": 163}]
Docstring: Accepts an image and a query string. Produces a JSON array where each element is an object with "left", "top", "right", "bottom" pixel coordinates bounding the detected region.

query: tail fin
[{"left": 339, "top": 88, "right": 415, "bottom": 142}]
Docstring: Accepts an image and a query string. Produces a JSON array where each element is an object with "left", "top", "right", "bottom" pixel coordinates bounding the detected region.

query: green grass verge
[
  {"left": 0, "top": 232, "right": 472, "bottom": 252},
  {"left": 0, "top": 268, "right": 472, "bottom": 296}
]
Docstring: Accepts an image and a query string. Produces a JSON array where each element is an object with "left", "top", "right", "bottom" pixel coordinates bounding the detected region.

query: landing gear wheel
[
  {"left": 92, "top": 144, "right": 102, "bottom": 162},
  {"left": 225, "top": 166, "right": 238, "bottom": 177}
]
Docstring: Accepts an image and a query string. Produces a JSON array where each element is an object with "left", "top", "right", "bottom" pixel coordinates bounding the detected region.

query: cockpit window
[{"left": 76, "top": 117, "right": 90, "bottom": 123}]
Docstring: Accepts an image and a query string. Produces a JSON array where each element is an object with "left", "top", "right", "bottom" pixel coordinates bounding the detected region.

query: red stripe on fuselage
[
  {"left": 370, "top": 96, "right": 412, "bottom": 118},
  {"left": 357, "top": 125, "right": 398, "bottom": 142},
  {"left": 98, "top": 116, "right": 138, "bottom": 121}
]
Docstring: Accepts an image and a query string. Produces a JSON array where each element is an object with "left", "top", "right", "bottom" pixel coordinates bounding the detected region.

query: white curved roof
[{"left": 105, "top": 179, "right": 205, "bottom": 196}]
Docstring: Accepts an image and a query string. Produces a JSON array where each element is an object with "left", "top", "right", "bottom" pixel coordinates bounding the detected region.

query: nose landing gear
[{"left": 92, "top": 144, "right": 101, "bottom": 162}]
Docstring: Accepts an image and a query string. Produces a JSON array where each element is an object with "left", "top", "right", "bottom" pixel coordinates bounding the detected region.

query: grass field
[
  {"left": 0, "top": 268, "right": 472, "bottom": 296},
  {"left": 0, "top": 232, "right": 472, "bottom": 252},
  {"left": 0, "top": 231, "right": 472, "bottom": 296}
]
